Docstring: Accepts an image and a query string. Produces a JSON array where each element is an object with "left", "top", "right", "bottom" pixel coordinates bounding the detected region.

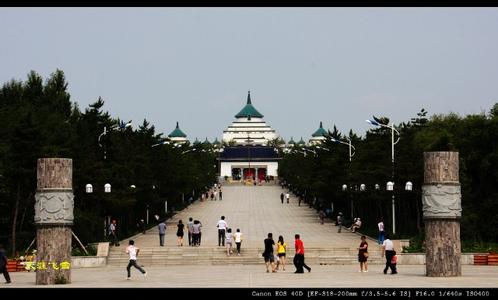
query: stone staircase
[{"left": 107, "top": 246, "right": 385, "bottom": 266}]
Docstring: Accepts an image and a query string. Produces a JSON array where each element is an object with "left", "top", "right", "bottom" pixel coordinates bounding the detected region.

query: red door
[
  {"left": 243, "top": 168, "right": 255, "bottom": 180},
  {"left": 258, "top": 168, "right": 267, "bottom": 182}
]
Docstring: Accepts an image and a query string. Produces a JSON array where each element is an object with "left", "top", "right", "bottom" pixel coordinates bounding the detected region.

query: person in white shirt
[
  {"left": 350, "top": 218, "right": 362, "bottom": 233},
  {"left": 285, "top": 193, "right": 290, "bottom": 203},
  {"left": 126, "top": 240, "right": 146, "bottom": 279},
  {"left": 378, "top": 219, "right": 385, "bottom": 245},
  {"left": 217, "top": 216, "right": 228, "bottom": 247},
  {"left": 381, "top": 235, "right": 397, "bottom": 274},
  {"left": 234, "top": 228, "right": 243, "bottom": 255}
]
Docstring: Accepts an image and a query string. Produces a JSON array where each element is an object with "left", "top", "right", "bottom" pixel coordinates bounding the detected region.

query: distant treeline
[
  {"left": 279, "top": 104, "right": 498, "bottom": 246},
  {"left": 0, "top": 70, "right": 217, "bottom": 255}
]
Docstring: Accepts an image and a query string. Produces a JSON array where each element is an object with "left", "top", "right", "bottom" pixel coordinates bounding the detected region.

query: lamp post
[
  {"left": 86, "top": 183, "right": 112, "bottom": 238},
  {"left": 98, "top": 120, "right": 132, "bottom": 159},
  {"left": 245, "top": 133, "right": 254, "bottom": 181},
  {"left": 331, "top": 137, "right": 356, "bottom": 219},
  {"left": 366, "top": 117, "right": 400, "bottom": 235}
]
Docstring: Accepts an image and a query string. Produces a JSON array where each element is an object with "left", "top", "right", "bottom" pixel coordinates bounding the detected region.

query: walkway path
[
  {"left": 6, "top": 265, "right": 498, "bottom": 287},
  {"left": 117, "top": 185, "right": 365, "bottom": 249}
]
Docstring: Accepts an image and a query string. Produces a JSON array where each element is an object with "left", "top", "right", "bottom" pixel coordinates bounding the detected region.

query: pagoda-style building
[
  {"left": 222, "top": 91, "right": 278, "bottom": 145},
  {"left": 219, "top": 91, "right": 280, "bottom": 182},
  {"left": 309, "top": 121, "right": 328, "bottom": 145},
  {"left": 168, "top": 121, "right": 188, "bottom": 144}
]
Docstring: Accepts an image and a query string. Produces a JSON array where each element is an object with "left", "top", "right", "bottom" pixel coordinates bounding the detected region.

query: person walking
[
  {"left": 234, "top": 228, "right": 243, "bottom": 255},
  {"left": 192, "top": 220, "right": 202, "bottom": 246},
  {"left": 214, "top": 190, "right": 218, "bottom": 201},
  {"left": 126, "top": 240, "right": 147, "bottom": 280},
  {"left": 139, "top": 219, "right": 146, "bottom": 234},
  {"left": 285, "top": 192, "right": 290, "bottom": 203},
  {"left": 225, "top": 228, "right": 233, "bottom": 256},
  {"left": 358, "top": 235, "right": 369, "bottom": 272},
  {"left": 337, "top": 212, "right": 343, "bottom": 233},
  {"left": 381, "top": 234, "right": 397, "bottom": 274},
  {"left": 319, "top": 209, "right": 326, "bottom": 225},
  {"left": 293, "top": 234, "right": 311, "bottom": 273},
  {"left": 378, "top": 219, "right": 385, "bottom": 245},
  {"left": 280, "top": 192, "right": 284, "bottom": 204},
  {"left": 219, "top": 189, "right": 223, "bottom": 200},
  {"left": 263, "top": 233, "right": 277, "bottom": 273},
  {"left": 0, "top": 244, "right": 11, "bottom": 284},
  {"left": 277, "top": 235, "right": 287, "bottom": 271},
  {"left": 217, "top": 216, "right": 228, "bottom": 247},
  {"left": 176, "top": 220, "right": 185, "bottom": 246},
  {"left": 187, "top": 217, "right": 194, "bottom": 246},
  {"left": 109, "top": 219, "right": 119, "bottom": 246},
  {"left": 210, "top": 192, "right": 214, "bottom": 201},
  {"left": 158, "top": 220, "right": 166, "bottom": 246}
]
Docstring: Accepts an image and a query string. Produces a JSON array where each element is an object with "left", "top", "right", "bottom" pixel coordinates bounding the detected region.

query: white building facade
[{"left": 219, "top": 92, "right": 281, "bottom": 182}]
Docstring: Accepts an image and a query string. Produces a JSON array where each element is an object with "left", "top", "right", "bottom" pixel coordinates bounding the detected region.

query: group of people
[
  {"left": 355, "top": 231, "right": 397, "bottom": 274},
  {"left": 279, "top": 192, "right": 290, "bottom": 204},
  {"left": 217, "top": 216, "right": 243, "bottom": 256},
  {"left": 158, "top": 217, "right": 204, "bottom": 247},
  {"left": 201, "top": 184, "right": 223, "bottom": 201},
  {"left": 262, "top": 233, "right": 311, "bottom": 274}
]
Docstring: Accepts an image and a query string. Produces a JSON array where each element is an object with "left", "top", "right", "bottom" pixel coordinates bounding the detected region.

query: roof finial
[
  {"left": 247, "top": 90, "right": 251, "bottom": 104},
  {"left": 320, "top": 121, "right": 323, "bottom": 128},
  {"left": 176, "top": 121, "right": 179, "bottom": 129}
]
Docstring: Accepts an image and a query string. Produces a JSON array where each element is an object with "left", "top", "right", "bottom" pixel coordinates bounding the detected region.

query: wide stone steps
[{"left": 107, "top": 247, "right": 384, "bottom": 266}]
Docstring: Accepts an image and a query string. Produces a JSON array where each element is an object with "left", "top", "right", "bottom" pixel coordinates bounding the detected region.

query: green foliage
[
  {"left": 71, "top": 243, "right": 97, "bottom": 256},
  {"left": 280, "top": 107, "right": 498, "bottom": 245},
  {"left": 55, "top": 275, "right": 68, "bottom": 284},
  {"left": 0, "top": 70, "right": 217, "bottom": 253}
]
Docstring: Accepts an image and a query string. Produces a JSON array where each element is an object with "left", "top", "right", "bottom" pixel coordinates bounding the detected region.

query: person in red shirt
[{"left": 293, "top": 234, "right": 311, "bottom": 273}]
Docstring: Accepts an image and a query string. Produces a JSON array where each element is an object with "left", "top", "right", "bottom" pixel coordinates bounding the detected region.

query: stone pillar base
[
  {"left": 425, "top": 219, "right": 461, "bottom": 277},
  {"left": 36, "top": 226, "right": 72, "bottom": 284}
]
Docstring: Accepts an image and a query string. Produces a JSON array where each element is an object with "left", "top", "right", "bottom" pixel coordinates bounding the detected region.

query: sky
[{"left": 1, "top": 8, "right": 498, "bottom": 142}]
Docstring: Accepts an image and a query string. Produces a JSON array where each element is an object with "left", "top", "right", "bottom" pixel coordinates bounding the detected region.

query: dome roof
[
  {"left": 235, "top": 91, "right": 264, "bottom": 119},
  {"left": 168, "top": 122, "right": 187, "bottom": 138},
  {"left": 312, "top": 121, "right": 328, "bottom": 137}
]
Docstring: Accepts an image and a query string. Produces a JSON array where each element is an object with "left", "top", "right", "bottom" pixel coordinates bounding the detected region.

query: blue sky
[{"left": 1, "top": 8, "right": 497, "bottom": 141}]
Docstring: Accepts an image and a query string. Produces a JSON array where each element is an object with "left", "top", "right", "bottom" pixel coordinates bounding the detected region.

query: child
[
  {"left": 234, "top": 228, "right": 243, "bottom": 255},
  {"left": 226, "top": 228, "right": 233, "bottom": 256}
]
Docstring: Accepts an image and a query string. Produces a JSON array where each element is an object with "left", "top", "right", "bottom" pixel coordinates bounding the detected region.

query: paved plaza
[
  {"left": 118, "top": 184, "right": 365, "bottom": 249},
  {"left": 6, "top": 184, "right": 498, "bottom": 288},
  {"left": 5, "top": 265, "right": 498, "bottom": 288}
]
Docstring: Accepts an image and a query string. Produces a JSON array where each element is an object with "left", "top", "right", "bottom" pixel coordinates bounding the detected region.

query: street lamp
[
  {"left": 98, "top": 120, "right": 132, "bottom": 159},
  {"left": 104, "top": 183, "right": 111, "bottom": 193},
  {"left": 330, "top": 137, "right": 356, "bottom": 162},
  {"left": 366, "top": 117, "right": 400, "bottom": 235},
  {"left": 331, "top": 136, "right": 356, "bottom": 219},
  {"left": 151, "top": 140, "right": 171, "bottom": 147},
  {"left": 87, "top": 183, "right": 111, "bottom": 237}
]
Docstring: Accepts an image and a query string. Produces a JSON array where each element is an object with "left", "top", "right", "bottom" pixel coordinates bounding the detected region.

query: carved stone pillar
[
  {"left": 423, "top": 152, "right": 461, "bottom": 277},
  {"left": 35, "top": 158, "right": 73, "bottom": 284}
]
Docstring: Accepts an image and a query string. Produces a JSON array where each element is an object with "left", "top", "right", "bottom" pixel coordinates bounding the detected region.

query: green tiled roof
[
  {"left": 168, "top": 122, "right": 187, "bottom": 138},
  {"left": 298, "top": 137, "right": 306, "bottom": 145},
  {"left": 203, "top": 137, "right": 211, "bottom": 145},
  {"left": 213, "top": 138, "right": 221, "bottom": 145},
  {"left": 312, "top": 121, "right": 328, "bottom": 137},
  {"left": 288, "top": 137, "right": 296, "bottom": 145},
  {"left": 193, "top": 137, "right": 201, "bottom": 145},
  {"left": 235, "top": 91, "right": 264, "bottom": 119}
]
